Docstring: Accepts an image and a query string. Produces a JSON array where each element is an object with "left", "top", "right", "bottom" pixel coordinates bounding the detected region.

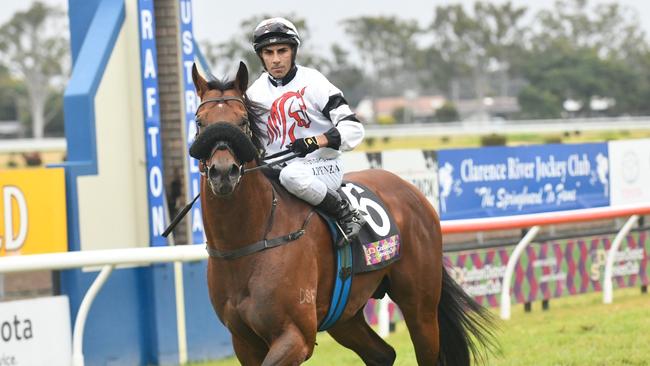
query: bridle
[
  {"left": 195, "top": 96, "right": 252, "bottom": 136},
  {"left": 161, "top": 93, "right": 300, "bottom": 238},
  {"left": 194, "top": 95, "right": 252, "bottom": 177},
  {"left": 193, "top": 95, "right": 298, "bottom": 176}
]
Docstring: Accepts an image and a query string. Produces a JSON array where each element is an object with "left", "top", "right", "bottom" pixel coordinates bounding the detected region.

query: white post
[
  {"left": 173, "top": 261, "right": 188, "bottom": 364},
  {"left": 603, "top": 215, "right": 639, "bottom": 304},
  {"left": 500, "top": 225, "right": 541, "bottom": 320},
  {"left": 72, "top": 265, "right": 114, "bottom": 366},
  {"left": 377, "top": 295, "right": 391, "bottom": 338}
]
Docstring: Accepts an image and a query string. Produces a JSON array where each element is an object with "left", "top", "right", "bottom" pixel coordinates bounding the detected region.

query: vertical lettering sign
[
  {"left": 437, "top": 143, "right": 610, "bottom": 220},
  {"left": 178, "top": 0, "right": 204, "bottom": 244},
  {"left": 138, "top": 0, "right": 167, "bottom": 246}
]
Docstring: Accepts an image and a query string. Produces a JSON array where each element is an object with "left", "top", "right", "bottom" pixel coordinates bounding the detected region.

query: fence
[
  {"left": 362, "top": 203, "right": 650, "bottom": 337},
  {"left": 2, "top": 202, "right": 649, "bottom": 364}
]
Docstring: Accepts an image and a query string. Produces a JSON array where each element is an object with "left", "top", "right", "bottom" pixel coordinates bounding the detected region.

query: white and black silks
[{"left": 247, "top": 65, "right": 364, "bottom": 161}]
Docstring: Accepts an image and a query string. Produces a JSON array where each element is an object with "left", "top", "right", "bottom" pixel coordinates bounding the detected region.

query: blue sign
[
  {"left": 438, "top": 143, "right": 610, "bottom": 220},
  {"left": 178, "top": 0, "right": 205, "bottom": 244},
  {"left": 138, "top": 0, "right": 167, "bottom": 246}
]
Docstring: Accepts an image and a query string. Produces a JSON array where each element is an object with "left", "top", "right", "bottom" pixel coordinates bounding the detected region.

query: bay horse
[{"left": 191, "top": 62, "right": 495, "bottom": 365}]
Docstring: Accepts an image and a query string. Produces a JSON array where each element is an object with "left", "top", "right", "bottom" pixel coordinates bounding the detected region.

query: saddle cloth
[{"left": 321, "top": 181, "right": 402, "bottom": 274}]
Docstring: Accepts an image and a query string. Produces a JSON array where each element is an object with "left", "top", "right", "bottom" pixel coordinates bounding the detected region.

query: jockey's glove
[{"left": 288, "top": 136, "right": 320, "bottom": 157}]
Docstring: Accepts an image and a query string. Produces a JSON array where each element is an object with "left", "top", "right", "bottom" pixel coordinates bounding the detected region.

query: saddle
[
  {"left": 320, "top": 181, "right": 401, "bottom": 274},
  {"left": 261, "top": 167, "right": 402, "bottom": 273}
]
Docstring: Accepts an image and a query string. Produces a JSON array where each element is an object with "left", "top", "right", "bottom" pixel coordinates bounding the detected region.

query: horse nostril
[
  {"left": 207, "top": 165, "right": 218, "bottom": 180},
  {"left": 228, "top": 164, "right": 240, "bottom": 178}
]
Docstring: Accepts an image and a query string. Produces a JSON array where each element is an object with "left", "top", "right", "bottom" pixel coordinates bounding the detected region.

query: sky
[
  {"left": 192, "top": 0, "right": 650, "bottom": 53},
  {"left": 2, "top": 0, "right": 650, "bottom": 60}
]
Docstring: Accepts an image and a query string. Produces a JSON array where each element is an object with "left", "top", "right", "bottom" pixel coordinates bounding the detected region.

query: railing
[
  {"left": 2, "top": 203, "right": 649, "bottom": 360},
  {"left": 444, "top": 202, "right": 650, "bottom": 321},
  {"left": 0, "top": 245, "right": 207, "bottom": 366},
  {"left": 369, "top": 204, "right": 650, "bottom": 337}
]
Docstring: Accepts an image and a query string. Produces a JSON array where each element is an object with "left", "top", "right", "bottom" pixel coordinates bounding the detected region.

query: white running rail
[{"left": 0, "top": 245, "right": 207, "bottom": 366}]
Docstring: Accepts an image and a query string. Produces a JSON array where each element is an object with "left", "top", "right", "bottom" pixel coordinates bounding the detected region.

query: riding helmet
[{"left": 252, "top": 17, "right": 301, "bottom": 53}]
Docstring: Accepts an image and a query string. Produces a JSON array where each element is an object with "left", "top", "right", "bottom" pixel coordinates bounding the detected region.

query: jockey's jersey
[{"left": 247, "top": 65, "right": 364, "bottom": 160}]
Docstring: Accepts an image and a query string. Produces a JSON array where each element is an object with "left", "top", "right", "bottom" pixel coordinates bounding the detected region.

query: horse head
[{"left": 189, "top": 62, "right": 265, "bottom": 197}]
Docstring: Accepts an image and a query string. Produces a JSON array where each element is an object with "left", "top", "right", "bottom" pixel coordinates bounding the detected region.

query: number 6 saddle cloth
[{"left": 320, "top": 181, "right": 402, "bottom": 274}]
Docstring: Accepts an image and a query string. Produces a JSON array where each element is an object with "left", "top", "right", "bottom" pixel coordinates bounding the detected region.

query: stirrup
[{"left": 333, "top": 222, "right": 352, "bottom": 247}]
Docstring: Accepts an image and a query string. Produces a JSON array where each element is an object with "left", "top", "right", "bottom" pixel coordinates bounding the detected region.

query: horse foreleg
[
  {"left": 328, "top": 310, "right": 396, "bottom": 365},
  {"left": 261, "top": 324, "right": 313, "bottom": 366}
]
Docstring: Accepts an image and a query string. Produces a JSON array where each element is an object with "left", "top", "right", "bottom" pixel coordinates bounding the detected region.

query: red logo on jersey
[{"left": 267, "top": 87, "right": 312, "bottom": 146}]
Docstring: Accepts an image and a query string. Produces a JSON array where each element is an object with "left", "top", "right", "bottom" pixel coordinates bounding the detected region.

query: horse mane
[{"left": 205, "top": 77, "right": 268, "bottom": 163}]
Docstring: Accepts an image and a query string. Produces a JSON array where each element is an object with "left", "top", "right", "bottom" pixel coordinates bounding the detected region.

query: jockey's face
[{"left": 261, "top": 44, "right": 293, "bottom": 79}]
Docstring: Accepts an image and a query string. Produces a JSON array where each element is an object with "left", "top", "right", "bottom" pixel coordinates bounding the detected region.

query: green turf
[{"left": 191, "top": 287, "right": 650, "bottom": 365}]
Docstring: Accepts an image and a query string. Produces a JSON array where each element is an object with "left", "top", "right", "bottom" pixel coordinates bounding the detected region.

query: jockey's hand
[{"left": 288, "top": 136, "right": 320, "bottom": 157}]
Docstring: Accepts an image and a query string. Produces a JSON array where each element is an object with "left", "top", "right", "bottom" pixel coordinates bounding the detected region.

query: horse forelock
[{"left": 203, "top": 77, "right": 268, "bottom": 162}]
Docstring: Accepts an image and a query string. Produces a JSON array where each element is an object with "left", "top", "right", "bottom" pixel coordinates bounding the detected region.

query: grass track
[{"left": 194, "top": 287, "right": 650, "bottom": 365}]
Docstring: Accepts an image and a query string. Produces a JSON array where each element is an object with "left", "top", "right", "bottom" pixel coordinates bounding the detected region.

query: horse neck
[{"left": 202, "top": 170, "right": 273, "bottom": 250}]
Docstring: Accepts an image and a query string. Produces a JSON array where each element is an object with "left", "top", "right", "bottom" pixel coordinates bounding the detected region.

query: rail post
[
  {"left": 603, "top": 215, "right": 639, "bottom": 304},
  {"left": 500, "top": 225, "right": 541, "bottom": 320}
]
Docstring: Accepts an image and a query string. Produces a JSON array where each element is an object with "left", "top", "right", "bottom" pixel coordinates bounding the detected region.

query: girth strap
[{"left": 205, "top": 227, "right": 308, "bottom": 260}]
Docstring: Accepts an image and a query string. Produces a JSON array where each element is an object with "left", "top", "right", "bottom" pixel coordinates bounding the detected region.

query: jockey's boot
[{"left": 317, "top": 189, "right": 366, "bottom": 245}]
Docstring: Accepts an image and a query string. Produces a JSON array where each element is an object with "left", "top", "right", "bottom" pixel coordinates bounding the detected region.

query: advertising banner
[
  {"left": 445, "top": 248, "right": 510, "bottom": 307},
  {"left": 0, "top": 296, "right": 71, "bottom": 366},
  {"left": 342, "top": 150, "right": 439, "bottom": 209},
  {"left": 178, "top": 0, "right": 205, "bottom": 244},
  {"left": 0, "top": 168, "right": 67, "bottom": 255},
  {"left": 444, "top": 230, "right": 649, "bottom": 307},
  {"left": 437, "top": 143, "right": 610, "bottom": 220},
  {"left": 609, "top": 138, "right": 650, "bottom": 206},
  {"left": 138, "top": 0, "right": 167, "bottom": 246},
  {"left": 513, "top": 231, "right": 649, "bottom": 303}
]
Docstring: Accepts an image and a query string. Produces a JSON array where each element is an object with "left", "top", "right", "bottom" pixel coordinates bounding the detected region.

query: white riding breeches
[{"left": 279, "top": 157, "right": 344, "bottom": 205}]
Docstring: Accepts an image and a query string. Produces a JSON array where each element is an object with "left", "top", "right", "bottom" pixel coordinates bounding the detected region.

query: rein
[
  {"left": 162, "top": 93, "right": 308, "bottom": 258},
  {"left": 161, "top": 150, "right": 299, "bottom": 238}
]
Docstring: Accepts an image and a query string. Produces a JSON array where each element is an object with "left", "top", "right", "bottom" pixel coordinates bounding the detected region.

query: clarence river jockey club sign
[{"left": 436, "top": 142, "right": 610, "bottom": 220}]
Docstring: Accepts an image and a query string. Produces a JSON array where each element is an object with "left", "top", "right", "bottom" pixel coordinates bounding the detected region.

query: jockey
[{"left": 247, "top": 17, "right": 366, "bottom": 244}]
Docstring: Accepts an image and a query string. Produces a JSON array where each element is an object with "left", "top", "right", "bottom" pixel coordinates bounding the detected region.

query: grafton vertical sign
[{"left": 138, "top": 0, "right": 167, "bottom": 246}]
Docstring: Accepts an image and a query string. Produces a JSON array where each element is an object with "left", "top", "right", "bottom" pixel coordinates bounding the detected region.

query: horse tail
[{"left": 437, "top": 266, "right": 499, "bottom": 366}]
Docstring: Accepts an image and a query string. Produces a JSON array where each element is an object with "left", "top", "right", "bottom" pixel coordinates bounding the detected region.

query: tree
[
  {"left": 0, "top": 2, "right": 68, "bottom": 138},
  {"left": 434, "top": 102, "right": 460, "bottom": 122},
  {"left": 342, "top": 16, "right": 421, "bottom": 94},
  {"left": 518, "top": 0, "right": 650, "bottom": 118},
  {"left": 427, "top": 2, "right": 527, "bottom": 100},
  {"left": 0, "top": 65, "right": 19, "bottom": 121},
  {"left": 321, "top": 45, "right": 370, "bottom": 108}
]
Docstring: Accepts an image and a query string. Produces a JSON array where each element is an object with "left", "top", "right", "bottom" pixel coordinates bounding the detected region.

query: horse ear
[
  {"left": 235, "top": 61, "right": 249, "bottom": 94},
  {"left": 192, "top": 63, "right": 209, "bottom": 99}
]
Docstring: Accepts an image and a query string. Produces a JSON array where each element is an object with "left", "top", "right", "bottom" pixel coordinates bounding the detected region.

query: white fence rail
[
  {"left": 1, "top": 203, "right": 648, "bottom": 361},
  {"left": 0, "top": 245, "right": 207, "bottom": 366}
]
